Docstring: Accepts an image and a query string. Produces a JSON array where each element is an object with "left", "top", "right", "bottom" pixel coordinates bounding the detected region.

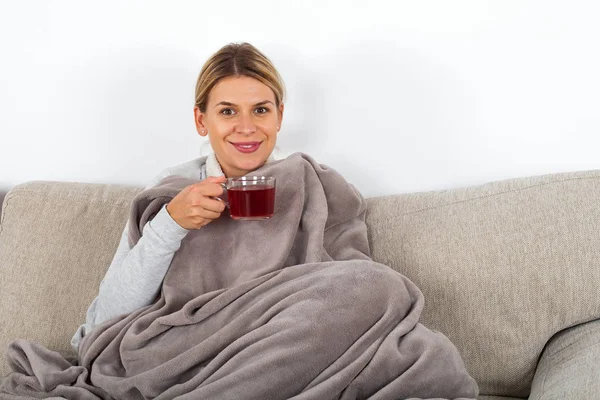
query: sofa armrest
[
  {"left": 529, "top": 318, "right": 600, "bottom": 399},
  {"left": 0, "top": 181, "right": 140, "bottom": 378}
]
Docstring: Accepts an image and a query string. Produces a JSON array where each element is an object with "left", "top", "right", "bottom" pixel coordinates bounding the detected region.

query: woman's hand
[{"left": 166, "top": 176, "right": 227, "bottom": 230}]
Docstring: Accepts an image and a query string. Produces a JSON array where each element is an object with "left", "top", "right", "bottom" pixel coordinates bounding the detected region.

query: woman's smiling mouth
[{"left": 230, "top": 141, "right": 262, "bottom": 154}]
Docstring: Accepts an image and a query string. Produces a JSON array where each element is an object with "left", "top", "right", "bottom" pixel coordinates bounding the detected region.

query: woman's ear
[
  {"left": 277, "top": 103, "right": 284, "bottom": 132},
  {"left": 194, "top": 106, "right": 208, "bottom": 137}
]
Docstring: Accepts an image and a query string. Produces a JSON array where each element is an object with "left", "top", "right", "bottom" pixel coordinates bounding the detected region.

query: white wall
[{"left": 1, "top": 0, "right": 599, "bottom": 198}]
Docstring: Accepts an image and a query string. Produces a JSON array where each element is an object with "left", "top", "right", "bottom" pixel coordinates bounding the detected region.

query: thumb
[{"left": 206, "top": 176, "right": 227, "bottom": 183}]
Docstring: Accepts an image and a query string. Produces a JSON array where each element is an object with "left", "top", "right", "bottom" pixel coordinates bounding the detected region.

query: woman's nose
[{"left": 237, "top": 113, "right": 257, "bottom": 135}]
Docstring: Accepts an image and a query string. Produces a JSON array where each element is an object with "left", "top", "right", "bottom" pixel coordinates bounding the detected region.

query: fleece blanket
[{"left": 1, "top": 153, "right": 478, "bottom": 399}]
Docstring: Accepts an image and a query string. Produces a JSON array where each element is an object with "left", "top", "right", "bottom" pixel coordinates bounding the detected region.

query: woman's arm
[
  {"left": 95, "top": 205, "right": 189, "bottom": 323},
  {"left": 70, "top": 166, "right": 191, "bottom": 350},
  {"left": 71, "top": 204, "right": 189, "bottom": 350},
  {"left": 71, "top": 157, "right": 224, "bottom": 351}
]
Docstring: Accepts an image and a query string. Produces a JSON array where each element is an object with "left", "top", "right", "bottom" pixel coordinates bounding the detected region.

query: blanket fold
[{"left": 1, "top": 153, "right": 478, "bottom": 399}]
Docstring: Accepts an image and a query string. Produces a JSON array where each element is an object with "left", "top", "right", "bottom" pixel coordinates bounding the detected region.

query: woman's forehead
[{"left": 209, "top": 76, "right": 275, "bottom": 105}]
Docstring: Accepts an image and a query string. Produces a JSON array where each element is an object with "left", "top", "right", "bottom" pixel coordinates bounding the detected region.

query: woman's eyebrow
[
  {"left": 254, "top": 100, "right": 275, "bottom": 106},
  {"left": 214, "top": 100, "right": 275, "bottom": 108}
]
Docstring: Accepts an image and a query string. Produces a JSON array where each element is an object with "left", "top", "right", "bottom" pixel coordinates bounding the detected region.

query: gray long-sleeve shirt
[
  {"left": 71, "top": 153, "right": 276, "bottom": 351},
  {"left": 71, "top": 156, "right": 214, "bottom": 350}
]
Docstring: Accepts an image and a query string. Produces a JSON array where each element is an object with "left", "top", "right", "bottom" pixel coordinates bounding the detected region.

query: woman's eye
[
  {"left": 220, "top": 108, "right": 235, "bottom": 116},
  {"left": 255, "top": 107, "right": 269, "bottom": 114}
]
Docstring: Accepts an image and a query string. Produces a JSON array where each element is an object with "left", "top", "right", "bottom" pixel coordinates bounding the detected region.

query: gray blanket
[{"left": 1, "top": 153, "right": 478, "bottom": 399}]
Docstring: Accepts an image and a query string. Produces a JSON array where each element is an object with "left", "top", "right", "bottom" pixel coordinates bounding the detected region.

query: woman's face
[{"left": 194, "top": 76, "right": 284, "bottom": 178}]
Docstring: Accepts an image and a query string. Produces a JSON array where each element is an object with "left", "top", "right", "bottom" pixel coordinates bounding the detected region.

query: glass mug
[{"left": 218, "top": 176, "right": 276, "bottom": 220}]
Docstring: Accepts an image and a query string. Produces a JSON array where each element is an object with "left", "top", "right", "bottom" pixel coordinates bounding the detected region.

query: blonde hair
[{"left": 194, "top": 42, "right": 285, "bottom": 113}]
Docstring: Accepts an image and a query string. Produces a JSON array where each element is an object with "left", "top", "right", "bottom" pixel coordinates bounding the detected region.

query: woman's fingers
[
  {"left": 190, "top": 182, "right": 225, "bottom": 198},
  {"left": 205, "top": 176, "right": 227, "bottom": 184},
  {"left": 189, "top": 197, "right": 226, "bottom": 215},
  {"left": 167, "top": 176, "right": 228, "bottom": 230},
  {"left": 208, "top": 197, "right": 228, "bottom": 213},
  {"left": 193, "top": 207, "right": 222, "bottom": 221}
]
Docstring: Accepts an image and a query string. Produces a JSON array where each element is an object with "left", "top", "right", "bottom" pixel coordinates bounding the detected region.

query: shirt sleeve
[{"left": 70, "top": 174, "right": 190, "bottom": 351}]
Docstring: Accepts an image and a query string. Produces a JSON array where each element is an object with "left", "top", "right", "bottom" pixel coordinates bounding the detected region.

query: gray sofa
[{"left": 1, "top": 169, "right": 600, "bottom": 399}]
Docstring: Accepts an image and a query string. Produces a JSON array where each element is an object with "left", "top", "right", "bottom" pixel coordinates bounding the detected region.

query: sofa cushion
[
  {"left": 366, "top": 169, "right": 600, "bottom": 397},
  {"left": 0, "top": 181, "right": 141, "bottom": 378}
]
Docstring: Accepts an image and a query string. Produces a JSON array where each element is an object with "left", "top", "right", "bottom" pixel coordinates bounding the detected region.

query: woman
[
  {"left": 70, "top": 43, "right": 286, "bottom": 350},
  {"left": 3, "top": 43, "right": 478, "bottom": 400}
]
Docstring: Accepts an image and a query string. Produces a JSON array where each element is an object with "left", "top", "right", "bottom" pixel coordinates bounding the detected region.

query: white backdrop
[{"left": 1, "top": 0, "right": 599, "bottom": 198}]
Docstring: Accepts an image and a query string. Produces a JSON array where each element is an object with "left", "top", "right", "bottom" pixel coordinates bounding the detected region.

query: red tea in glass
[{"left": 223, "top": 177, "right": 276, "bottom": 220}]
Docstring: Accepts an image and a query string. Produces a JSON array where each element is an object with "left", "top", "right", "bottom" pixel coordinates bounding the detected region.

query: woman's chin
[
  {"left": 235, "top": 158, "right": 267, "bottom": 174},
  {"left": 220, "top": 147, "right": 273, "bottom": 175}
]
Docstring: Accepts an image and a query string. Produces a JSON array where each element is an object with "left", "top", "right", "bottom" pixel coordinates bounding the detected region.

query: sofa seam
[
  {"left": 0, "top": 187, "right": 139, "bottom": 236},
  {"left": 0, "top": 191, "right": 14, "bottom": 236},
  {"left": 4, "top": 187, "right": 141, "bottom": 204},
  {"left": 402, "top": 175, "right": 600, "bottom": 216}
]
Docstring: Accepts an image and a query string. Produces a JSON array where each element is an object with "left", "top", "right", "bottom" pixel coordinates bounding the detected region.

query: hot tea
[{"left": 225, "top": 180, "right": 276, "bottom": 220}]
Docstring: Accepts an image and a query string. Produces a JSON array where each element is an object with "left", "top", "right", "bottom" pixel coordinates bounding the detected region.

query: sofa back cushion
[
  {"left": 366, "top": 169, "right": 600, "bottom": 397},
  {"left": 0, "top": 181, "right": 140, "bottom": 377}
]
